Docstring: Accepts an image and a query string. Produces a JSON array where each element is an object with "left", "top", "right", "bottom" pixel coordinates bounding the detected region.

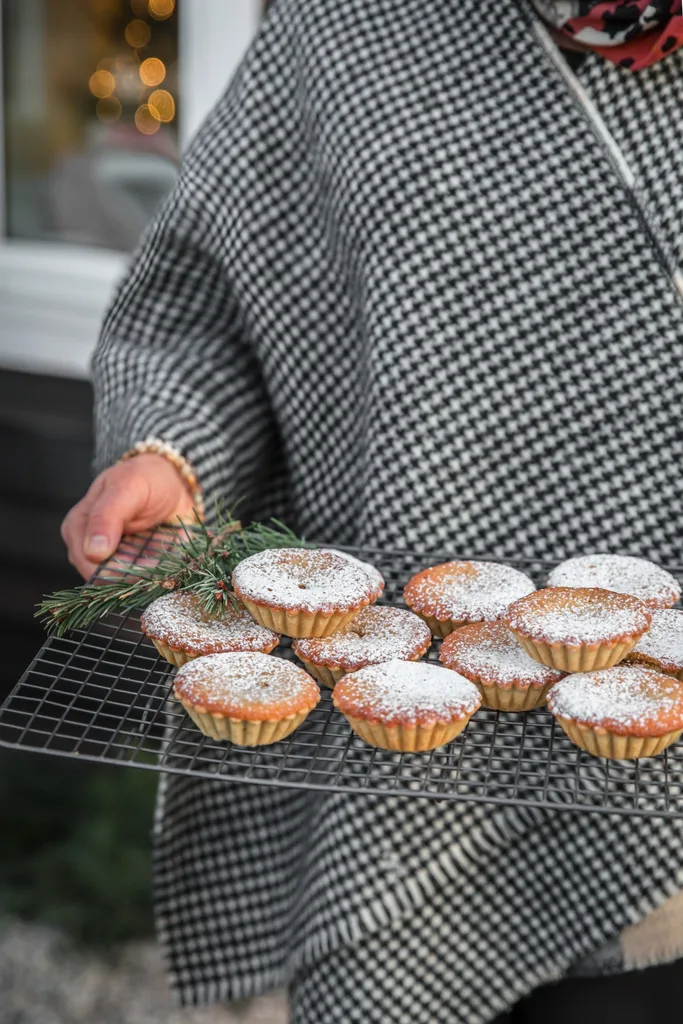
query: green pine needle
[{"left": 37, "top": 508, "right": 310, "bottom": 637}]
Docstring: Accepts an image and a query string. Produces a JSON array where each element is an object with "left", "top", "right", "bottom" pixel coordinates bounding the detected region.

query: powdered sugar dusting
[
  {"left": 325, "top": 549, "right": 385, "bottom": 591},
  {"left": 231, "top": 548, "right": 384, "bottom": 613},
  {"left": 404, "top": 560, "right": 535, "bottom": 623},
  {"left": 293, "top": 606, "right": 431, "bottom": 671},
  {"left": 140, "top": 591, "right": 279, "bottom": 654},
  {"left": 627, "top": 609, "right": 683, "bottom": 675},
  {"left": 333, "top": 659, "right": 481, "bottom": 727},
  {"left": 504, "top": 588, "right": 651, "bottom": 645},
  {"left": 440, "top": 622, "right": 564, "bottom": 689},
  {"left": 547, "top": 666, "right": 683, "bottom": 736},
  {"left": 547, "top": 554, "right": 680, "bottom": 609},
  {"left": 174, "top": 652, "right": 320, "bottom": 719}
]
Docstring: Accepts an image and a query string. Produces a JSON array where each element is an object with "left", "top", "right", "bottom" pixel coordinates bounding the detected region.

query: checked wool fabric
[{"left": 93, "top": 1, "right": 683, "bottom": 1020}]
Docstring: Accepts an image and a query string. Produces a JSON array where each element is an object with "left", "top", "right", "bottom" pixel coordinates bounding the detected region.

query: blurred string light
[
  {"left": 139, "top": 56, "right": 166, "bottom": 86},
  {"left": 149, "top": 0, "right": 175, "bottom": 20},
  {"left": 125, "top": 18, "right": 151, "bottom": 48},
  {"left": 96, "top": 96, "right": 122, "bottom": 122},
  {"left": 135, "top": 103, "right": 161, "bottom": 134},
  {"left": 89, "top": 0, "right": 177, "bottom": 136},
  {"left": 148, "top": 89, "right": 175, "bottom": 122},
  {"left": 89, "top": 69, "right": 116, "bottom": 98}
]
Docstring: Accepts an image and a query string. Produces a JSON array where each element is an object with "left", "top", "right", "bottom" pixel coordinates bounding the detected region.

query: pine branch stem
[{"left": 36, "top": 510, "right": 308, "bottom": 637}]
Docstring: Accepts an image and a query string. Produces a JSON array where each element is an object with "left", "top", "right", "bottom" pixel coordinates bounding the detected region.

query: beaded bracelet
[{"left": 119, "top": 438, "right": 205, "bottom": 521}]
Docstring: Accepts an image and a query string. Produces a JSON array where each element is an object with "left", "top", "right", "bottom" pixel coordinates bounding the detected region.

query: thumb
[{"left": 83, "top": 479, "right": 148, "bottom": 562}]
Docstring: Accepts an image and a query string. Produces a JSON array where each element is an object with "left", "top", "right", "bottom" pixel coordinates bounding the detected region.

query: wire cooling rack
[{"left": 2, "top": 532, "right": 683, "bottom": 819}]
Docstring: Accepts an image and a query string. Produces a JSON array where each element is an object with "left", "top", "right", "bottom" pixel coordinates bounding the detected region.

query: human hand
[{"left": 61, "top": 453, "right": 196, "bottom": 578}]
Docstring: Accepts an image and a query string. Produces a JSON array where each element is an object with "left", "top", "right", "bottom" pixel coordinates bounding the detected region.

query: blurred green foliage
[{"left": 0, "top": 750, "right": 156, "bottom": 945}]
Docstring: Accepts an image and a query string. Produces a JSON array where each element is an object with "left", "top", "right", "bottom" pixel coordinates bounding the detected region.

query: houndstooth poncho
[{"left": 93, "top": 1, "right": 683, "bottom": 1019}]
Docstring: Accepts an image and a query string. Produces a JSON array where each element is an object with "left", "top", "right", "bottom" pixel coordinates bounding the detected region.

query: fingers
[
  {"left": 61, "top": 500, "right": 102, "bottom": 579},
  {"left": 61, "top": 471, "right": 148, "bottom": 579},
  {"left": 60, "top": 454, "right": 194, "bottom": 580},
  {"left": 82, "top": 474, "right": 150, "bottom": 564}
]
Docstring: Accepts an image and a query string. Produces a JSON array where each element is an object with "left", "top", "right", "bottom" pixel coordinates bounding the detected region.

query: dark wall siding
[{"left": 0, "top": 370, "right": 93, "bottom": 698}]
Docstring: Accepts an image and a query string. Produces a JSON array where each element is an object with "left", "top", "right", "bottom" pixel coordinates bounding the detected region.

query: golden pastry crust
[
  {"left": 173, "top": 652, "right": 321, "bottom": 745},
  {"left": 292, "top": 605, "right": 431, "bottom": 687},
  {"left": 403, "top": 560, "right": 535, "bottom": 638},
  {"left": 232, "top": 548, "right": 384, "bottom": 638},
  {"left": 547, "top": 665, "right": 683, "bottom": 759},
  {"left": 174, "top": 651, "right": 319, "bottom": 720},
  {"left": 140, "top": 591, "right": 280, "bottom": 666},
  {"left": 333, "top": 659, "right": 481, "bottom": 752},
  {"left": 333, "top": 658, "right": 480, "bottom": 728},
  {"left": 338, "top": 715, "right": 473, "bottom": 753},
  {"left": 502, "top": 587, "right": 652, "bottom": 672},
  {"left": 547, "top": 554, "right": 680, "bottom": 609},
  {"left": 439, "top": 621, "right": 565, "bottom": 710},
  {"left": 548, "top": 665, "right": 683, "bottom": 737},
  {"left": 552, "top": 719, "right": 682, "bottom": 760},
  {"left": 623, "top": 609, "right": 683, "bottom": 681}
]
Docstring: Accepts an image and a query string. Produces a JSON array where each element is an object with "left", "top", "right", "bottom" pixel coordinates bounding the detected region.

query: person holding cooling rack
[{"left": 61, "top": 2, "right": 683, "bottom": 1022}]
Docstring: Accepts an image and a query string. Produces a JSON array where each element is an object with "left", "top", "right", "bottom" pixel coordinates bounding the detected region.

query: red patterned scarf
[{"left": 532, "top": 1, "right": 683, "bottom": 70}]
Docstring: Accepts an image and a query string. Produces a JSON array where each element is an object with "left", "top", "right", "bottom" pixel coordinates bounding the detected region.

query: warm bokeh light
[
  {"left": 149, "top": 0, "right": 175, "bottom": 20},
  {"left": 148, "top": 88, "right": 175, "bottom": 123},
  {"left": 125, "top": 19, "right": 151, "bottom": 48},
  {"left": 89, "top": 69, "right": 116, "bottom": 99},
  {"left": 96, "top": 96, "right": 122, "bottom": 122},
  {"left": 139, "top": 56, "right": 166, "bottom": 86},
  {"left": 96, "top": 56, "right": 117, "bottom": 72},
  {"left": 135, "top": 103, "right": 161, "bottom": 134}
]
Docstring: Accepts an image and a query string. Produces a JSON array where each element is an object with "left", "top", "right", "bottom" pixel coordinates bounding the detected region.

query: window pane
[{"left": 2, "top": 0, "right": 179, "bottom": 251}]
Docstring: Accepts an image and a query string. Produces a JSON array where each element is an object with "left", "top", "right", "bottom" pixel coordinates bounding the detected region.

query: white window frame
[{"left": 0, "top": 0, "right": 261, "bottom": 378}]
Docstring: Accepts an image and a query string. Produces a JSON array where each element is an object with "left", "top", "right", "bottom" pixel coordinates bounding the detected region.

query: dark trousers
[{"left": 494, "top": 958, "right": 683, "bottom": 1023}]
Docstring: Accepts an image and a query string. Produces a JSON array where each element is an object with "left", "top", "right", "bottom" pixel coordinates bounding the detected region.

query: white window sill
[{"left": 0, "top": 240, "right": 128, "bottom": 379}]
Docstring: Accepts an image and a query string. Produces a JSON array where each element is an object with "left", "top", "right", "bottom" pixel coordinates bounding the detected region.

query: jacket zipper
[{"left": 529, "top": 12, "right": 683, "bottom": 304}]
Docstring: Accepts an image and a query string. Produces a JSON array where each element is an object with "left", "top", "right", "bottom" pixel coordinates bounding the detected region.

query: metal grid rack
[{"left": 1, "top": 533, "right": 682, "bottom": 819}]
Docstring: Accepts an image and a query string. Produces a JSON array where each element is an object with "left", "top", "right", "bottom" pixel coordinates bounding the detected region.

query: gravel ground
[{"left": 0, "top": 919, "right": 287, "bottom": 1024}]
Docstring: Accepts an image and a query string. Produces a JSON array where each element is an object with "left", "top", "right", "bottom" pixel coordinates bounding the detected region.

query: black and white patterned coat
[{"left": 93, "top": 1, "right": 683, "bottom": 1020}]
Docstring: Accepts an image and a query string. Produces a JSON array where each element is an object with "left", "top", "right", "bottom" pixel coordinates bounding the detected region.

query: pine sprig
[{"left": 37, "top": 509, "right": 309, "bottom": 637}]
